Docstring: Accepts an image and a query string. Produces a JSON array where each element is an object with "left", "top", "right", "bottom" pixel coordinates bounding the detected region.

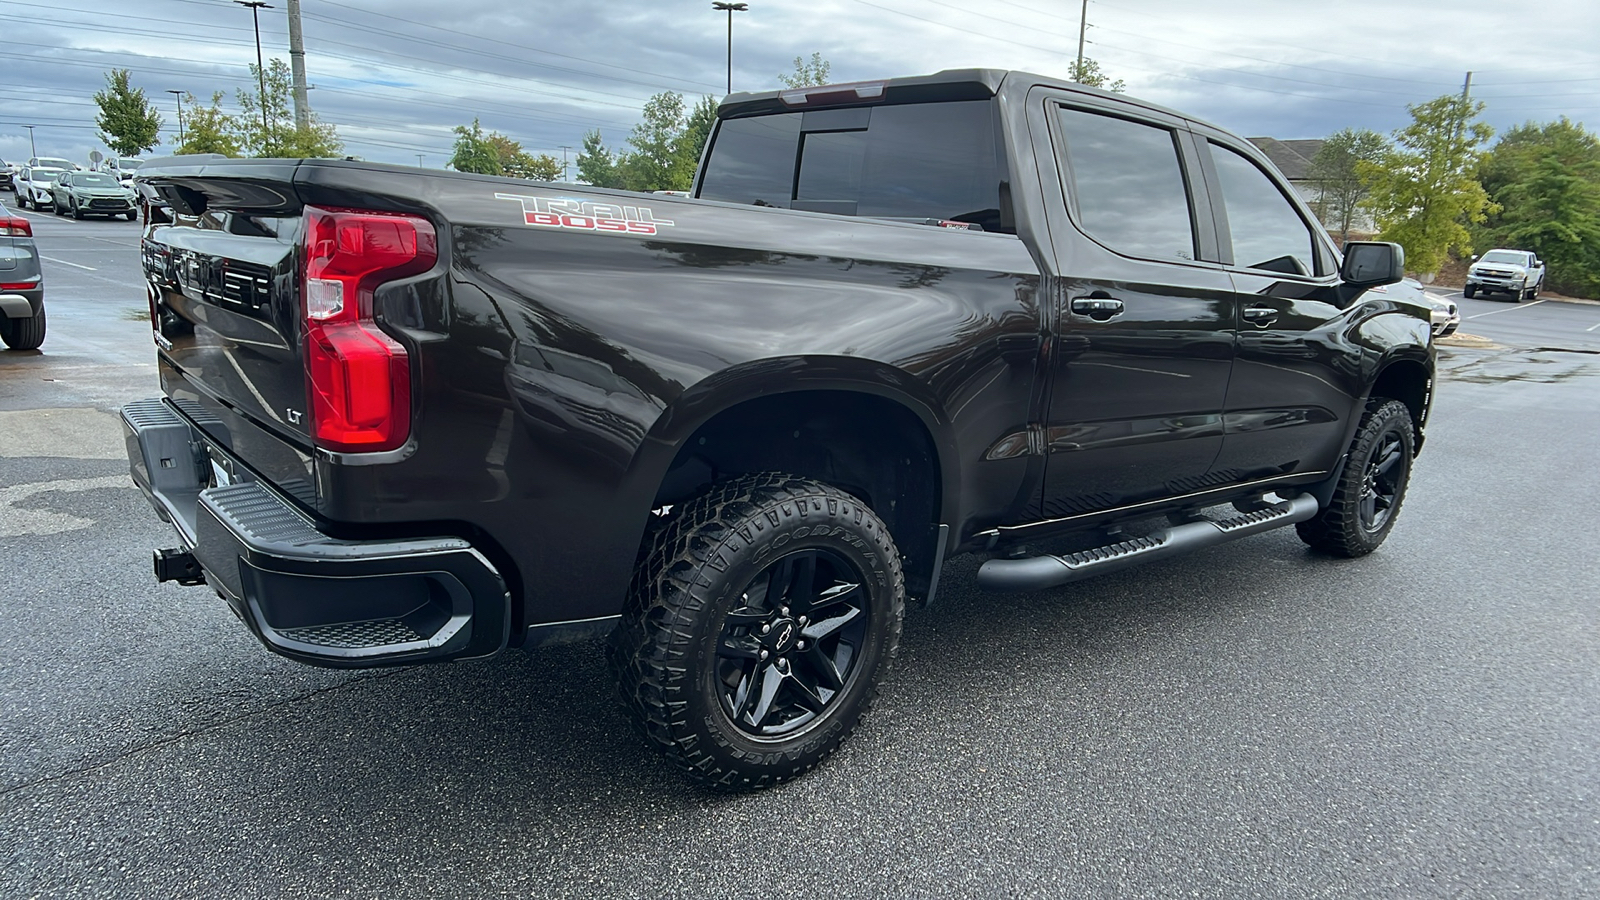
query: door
[
  {"left": 1198, "top": 136, "right": 1358, "bottom": 482},
  {"left": 1036, "top": 99, "right": 1238, "bottom": 519}
]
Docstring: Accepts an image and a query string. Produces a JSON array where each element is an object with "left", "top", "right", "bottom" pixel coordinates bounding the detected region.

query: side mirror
[
  {"left": 1340, "top": 241, "right": 1405, "bottom": 288},
  {"left": 1470, "top": 254, "right": 1479, "bottom": 261}
]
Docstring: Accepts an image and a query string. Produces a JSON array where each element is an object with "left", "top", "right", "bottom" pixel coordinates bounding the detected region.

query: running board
[{"left": 976, "top": 494, "right": 1319, "bottom": 592}]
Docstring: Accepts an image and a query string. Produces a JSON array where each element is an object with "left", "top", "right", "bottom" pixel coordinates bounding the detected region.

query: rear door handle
[
  {"left": 1070, "top": 294, "right": 1125, "bottom": 320},
  {"left": 1241, "top": 305, "right": 1279, "bottom": 327}
]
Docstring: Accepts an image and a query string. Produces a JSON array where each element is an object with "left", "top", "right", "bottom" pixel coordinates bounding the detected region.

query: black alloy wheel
[
  {"left": 714, "top": 547, "right": 872, "bottom": 738},
  {"left": 1296, "top": 398, "right": 1415, "bottom": 558},
  {"left": 611, "top": 473, "right": 904, "bottom": 789},
  {"left": 1357, "top": 430, "right": 1406, "bottom": 533}
]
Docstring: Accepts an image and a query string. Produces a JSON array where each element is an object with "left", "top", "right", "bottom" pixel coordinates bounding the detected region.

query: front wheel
[
  {"left": 1297, "top": 399, "right": 1414, "bottom": 558},
  {"left": 1462, "top": 284, "right": 1476, "bottom": 299},
  {"left": 610, "top": 473, "right": 904, "bottom": 789},
  {"left": 71, "top": 199, "right": 84, "bottom": 220},
  {"left": 125, "top": 210, "right": 139, "bottom": 221}
]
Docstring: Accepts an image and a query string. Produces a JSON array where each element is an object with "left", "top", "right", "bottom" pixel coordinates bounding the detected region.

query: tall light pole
[
  {"left": 415, "top": 154, "right": 425, "bottom": 168},
  {"left": 560, "top": 145, "right": 572, "bottom": 182},
  {"left": 711, "top": 2, "right": 748, "bottom": 96},
  {"left": 1075, "top": 0, "right": 1088, "bottom": 81},
  {"left": 235, "top": 1, "right": 273, "bottom": 136},
  {"left": 167, "top": 89, "right": 186, "bottom": 145},
  {"left": 24, "top": 124, "right": 37, "bottom": 159}
]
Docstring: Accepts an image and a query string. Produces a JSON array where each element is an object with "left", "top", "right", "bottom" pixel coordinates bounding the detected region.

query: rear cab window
[{"left": 697, "top": 100, "right": 1011, "bottom": 233}]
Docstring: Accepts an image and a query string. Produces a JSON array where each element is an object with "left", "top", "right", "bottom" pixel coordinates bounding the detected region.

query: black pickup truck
[{"left": 124, "top": 69, "right": 1432, "bottom": 788}]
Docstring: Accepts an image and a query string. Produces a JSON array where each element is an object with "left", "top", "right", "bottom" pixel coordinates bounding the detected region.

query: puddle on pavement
[{"left": 1439, "top": 346, "right": 1600, "bottom": 384}]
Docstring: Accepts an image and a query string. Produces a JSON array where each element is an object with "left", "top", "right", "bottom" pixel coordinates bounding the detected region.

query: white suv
[{"left": 1465, "top": 249, "right": 1545, "bottom": 302}]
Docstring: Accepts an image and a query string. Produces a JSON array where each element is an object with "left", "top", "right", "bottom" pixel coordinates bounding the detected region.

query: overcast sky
[{"left": 3, "top": 0, "right": 1598, "bottom": 172}]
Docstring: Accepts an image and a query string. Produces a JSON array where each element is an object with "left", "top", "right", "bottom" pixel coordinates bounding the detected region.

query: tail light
[
  {"left": 301, "top": 205, "right": 436, "bottom": 452},
  {"left": 0, "top": 216, "right": 31, "bottom": 236},
  {"left": 778, "top": 80, "right": 886, "bottom": 107}
]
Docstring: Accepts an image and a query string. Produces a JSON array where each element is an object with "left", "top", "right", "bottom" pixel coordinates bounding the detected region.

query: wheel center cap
[{"left": 766, "top": 618, "right": 800, "bottom": 653}]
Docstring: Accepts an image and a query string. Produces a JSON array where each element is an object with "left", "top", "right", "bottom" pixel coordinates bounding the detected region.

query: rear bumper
[{"left": 122, "top": 397, "right": 510, "bottom": 667}]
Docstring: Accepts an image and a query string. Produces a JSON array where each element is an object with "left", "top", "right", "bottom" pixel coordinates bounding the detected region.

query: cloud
[{"left": 3, "top": 0, "right": 1597, "bottom": 168}]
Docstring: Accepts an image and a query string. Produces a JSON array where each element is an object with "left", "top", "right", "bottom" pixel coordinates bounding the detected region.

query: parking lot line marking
[
  {"left": 1587, "top": 320, "right": 1600, "bottom": 332},
  {"left": 40, "top": 256, "right": 98, "bottom": 271},
  {"left": 1466, "top": 299, "right": 1547, "bottom": 319}
]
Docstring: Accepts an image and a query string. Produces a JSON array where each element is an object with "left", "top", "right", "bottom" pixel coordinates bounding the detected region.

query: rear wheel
[
  {"left": 610, "top": 473, "right": 904, "bottom": 789},
  {"left": 1297, "top": 398, "right": 1414, "bottom": 558},
  {"left": 0, "top": 307, "right": 46, "bottom": 351}
]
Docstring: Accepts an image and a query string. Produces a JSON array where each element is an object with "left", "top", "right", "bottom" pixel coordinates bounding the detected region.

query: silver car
[
  {"left": 50, "top": 170, "right": 139, "bottom": 220},
  {"left": 15, "top": 166, "right": 66, "bottom": 211},
  {"left": 0, "top": 198, "right": 46, "bottom": 350}
]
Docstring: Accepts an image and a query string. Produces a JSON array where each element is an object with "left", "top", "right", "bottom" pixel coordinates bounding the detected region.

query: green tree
[
  {"left": 1478, "top": 118, "right": 1600, "bottom": 296},
  {"left": 1307, "top": 127, "right": 1388, "bottom": 242},
  {"left": 670, "top": 95, "right": 719, "bottom": 188},
  {"left": 1360, "top": 93, "right": 1496, "bottom": 275},
  {"left": 234, "top": 59, "right": 342, "bottom": 158},
  {"left": 1069, "top": 57, "right": 1126, "bottom": 93},
  {"left": 576, "top": 129, "right": 622, "bottom": 188},
  {"left": 449, "top": 119, "right": 502, "bottom": 175},
  {"left": 523, "top": 154, "right": 564, "bottom": 182},
  {"left": 175, "top": 92, "right": 241, "bottom": 157},
  {"left": 618, "top": 91, "right": 687, "bottom": 191},
  {"left": 778, "top": 52, "right": 831, "bottom": 88},
  {"left": 94, "top": 68, "right": 163, "bottom": 156}
]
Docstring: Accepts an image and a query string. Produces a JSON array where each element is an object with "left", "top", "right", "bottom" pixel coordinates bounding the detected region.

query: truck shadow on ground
[{"left": 154, "top": 533, "right": 1346, "bottom": 833}]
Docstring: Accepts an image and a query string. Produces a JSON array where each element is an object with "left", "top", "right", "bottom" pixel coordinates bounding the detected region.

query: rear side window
[
  {"left": 1210, "top": 144, "right": 1318, "bottom": 276},
  {"left": 698, "top": 100, "right": 1007, "bottom": 232},
  {"left": 1055, "top": 107, "right": 1197, "bottom": 263}
]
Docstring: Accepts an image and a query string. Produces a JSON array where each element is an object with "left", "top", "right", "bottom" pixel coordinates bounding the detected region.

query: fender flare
[{"left": 618, "top": 354, "right": 964, "bottom": 538}]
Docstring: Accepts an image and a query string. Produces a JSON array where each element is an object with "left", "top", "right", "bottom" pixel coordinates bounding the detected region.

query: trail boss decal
[{"left": 494, "top": 192, "right": 675, "bottom": 236}]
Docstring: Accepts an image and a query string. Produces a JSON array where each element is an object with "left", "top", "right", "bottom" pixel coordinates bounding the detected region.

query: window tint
[
  {"left": 696, "top": 112, "right": 801, "bottom": 208},
  {"left": 1055, "top": 107, "right": 1196, "bottom": 262},
  {"left": 699, "top": 101, "right": 1006, "bottom": 232},
  {"left": 1211, "top": 144, "right": 1317, "bottom": 276}
]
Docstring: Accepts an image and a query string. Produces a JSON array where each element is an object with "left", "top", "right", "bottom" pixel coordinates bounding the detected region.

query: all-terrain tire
[
  {"left": 1, "top": 307, "right": 46, "bottom": 351},
  {"left": 610, "top": 472, "right": 904, "bottom": 790},
  {"left": 1296, "top": 398, "right": 1414, "bottom": 558}
]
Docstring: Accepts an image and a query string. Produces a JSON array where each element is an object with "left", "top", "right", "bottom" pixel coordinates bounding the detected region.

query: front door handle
[
  {"left": 1242, "top": 304, "right": 1279, "bottom": 327},
  {"left": 1070, "top": 293, "right": 1125, "bottom": 320}
]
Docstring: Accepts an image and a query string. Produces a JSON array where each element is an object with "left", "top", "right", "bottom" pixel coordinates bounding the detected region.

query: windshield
[
  {"left": 1480, "top": 250, "right": 1527, "bottom": 265},
  {"left": 37, "top": 158, "right": 73, "bottom": 169},
  {"left": 34, "top": 169, "right": 64, "bottom": 182},
  {"left": 118, "top": 158, "right": 143, "bottom": 169},
  {"left": 74, "top": 173, "right": 120, "bottom": 188}
]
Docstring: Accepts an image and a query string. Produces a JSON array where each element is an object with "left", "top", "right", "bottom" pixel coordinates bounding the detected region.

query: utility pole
[
  {"left": 286, "top": 0, "right": 310, "bottom": 130},
  {"left": 167, "top": 90, "right": 185, "bottom": 145},
  {"left": 712, "top": 2, "right": 748, "bottom": 96},
  {"left": 1459, "top": 70, "right": 1473, "bottom": 102},
  {"left": 235, "top": 1, "right": 273, "bottom": 137},
  {"left": 560, "top": 145, "right": 572, "bottom": 182},
  {"left": 24, "top": 124, "right": 37, "bottom": 159},
  {"left": 415, "top": 154, "right": 425, "bottom": 168},
  {"left": 1075, "top": 0, "right": 1088, "bottom": 81}
]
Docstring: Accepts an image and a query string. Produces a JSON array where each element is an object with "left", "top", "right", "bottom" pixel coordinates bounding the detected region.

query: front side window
[
  {"left": 1210, "top": 144, "right": 1317, "bottom": 276},
  {"left": 1055, "top": 106, "right": 1197, "bottom": 262}
]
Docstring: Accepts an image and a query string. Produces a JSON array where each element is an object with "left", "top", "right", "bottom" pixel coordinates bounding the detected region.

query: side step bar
[{"left": 976, "top": 494, "right": 1319, "bottom": 592}]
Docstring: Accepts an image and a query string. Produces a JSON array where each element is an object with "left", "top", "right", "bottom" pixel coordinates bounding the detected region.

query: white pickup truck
[{"left": 1465, "top": 249, "right": 1545, "bottom": 301}]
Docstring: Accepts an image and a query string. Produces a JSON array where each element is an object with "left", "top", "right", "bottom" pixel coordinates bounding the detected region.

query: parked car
[
  {"left": 0, "top": 159, "right": 14, "bottom": 193},
  {"left": 105, "top": 157, "right": 145, "bottom": 186},
  {"left": 27, "top": 156, "right": 79, "bottom": 172},
  {"left": 50, "top": 171, "right": 138, "bottom": 220},
  {"left": 1375, "top": 277, "right": 1459, "bottom": 337},
  {"left": 125, "top": 69, "right": 1430, "bottom": 789},
  {"left": 1465, "top": 249, "right": 1544, "bottom": 301},
  {"left": 14, "top": 166, "right": 66, "bottom": 211},
  {"left": 0, "top": 199, "right": 46, "bottom": 350}
]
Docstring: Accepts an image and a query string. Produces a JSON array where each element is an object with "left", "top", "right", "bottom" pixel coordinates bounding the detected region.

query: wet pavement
[{"left": 3, "top": 212, "right": 1598, "bottom": 899}]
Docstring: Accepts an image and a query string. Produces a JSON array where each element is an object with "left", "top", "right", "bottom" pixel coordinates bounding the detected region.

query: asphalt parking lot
[{"left": 3, "top": 208, "right": 1598, "bottom": 899}]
